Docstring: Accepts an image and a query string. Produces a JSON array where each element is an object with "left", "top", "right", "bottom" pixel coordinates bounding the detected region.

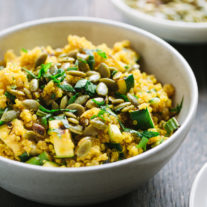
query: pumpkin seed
[
  {"left": 67, "top": 70, "right": 86, "bottom": 77},
  {"left": 68, "top": 124, "right": 83, "bottom": 135},
  {"left": 24, "top": 130, "right": 44, "bottom": 140},
  {"left": 127, "top": 93, "right": 139, "bottom": 106},
  {"left": 51, "top": 101, "right": 59, "bottom": 109},
  {"left": 113, "top": 71, "right": 122, "bottom": 80},
  {"left": 61, "top": 63, "right": 71, "bottom": 70},
  {"left": 30, "top": 79, "right": 39, "bottom": 92},
  {"left": 64, "top": 111, "right": 77, "bottom": 118},
  {"left": 76, "top": 137, "right": 92, "bottom": 157},
  {"left": 78, "top": 60, "right": 90, "bottom": 72},
  {"left": 98, "top": 63, "right": 110, "bottom": 78},
  {"left": 9, "top": 89, "right": 25, "bottom": 96},
  {"left": 58, "top": 56, "right": 74, "bottom": 62},
  {"left": 86, "top": 97, "right": 104, "bottom": 108},
  {"left": 86, "top": 71, "right": 99, "bottom": 76},
  {"left": 121, "top": 105, "right": 135, "bottom": 112},
  {"left": 35, "top": 53, "right": 48, "bottom": 68},
  {"left": 90, "top": 118, "right": 107, "bottom": 130},
  {"left": 75, "top": 95, "right": 89, "bottom": 105},
  {"left": 96, "top": 82, "right": 108, "bottom": 96},
  {"left": 1, "top": 110, "right": 19, "bottom": 122},
  {"left": 32, "top": 123, "right": 45, "bottom": 136},
  {"left": 22, "top": 99, "right": 40, "bottom": 111},
  {"left": 88, "top": 73, "right": 101, "bottom": 83},
  {"left": 60, "top": 96, "right": 68, "bottom": 109},
  {"left": 99, "top": 78, "right": 118, "bottom": 91},
  {"left": 68, "top": 118, "right": 79, "bottom": 125},
  {"left": 49, "top": 65, "right": 58, "bottom": 75},
  {"left": 114, "top": 102, "right": 131, "bottom": 111},
  {"left": 67, "top": 103, "right": 85, "bottom": 116},
  {"left": 77, "top": 53, "right": 89, "bottom": 60},
  {"left": 68, "top": 50, "right": 78, "bottom": 58},
  {"left": 109, "top": 96, "right": 124, "bottom": 105},
  {"left": 83, "top": 125, "right": 98, "bottom": 136},
  {"left": 23, "top": 88, "right": 32, "bottom": 99}
]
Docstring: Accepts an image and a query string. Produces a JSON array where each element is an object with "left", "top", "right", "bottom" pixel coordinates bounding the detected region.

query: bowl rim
[
  {"left": 189, "top": 162, "right": 207, "bottom": 207},
  {"left": 112, "top": 0, "right": 207, "bottom": 29},
  {"left": 0, "top": 16, "right": 198, "bottom": 172}
]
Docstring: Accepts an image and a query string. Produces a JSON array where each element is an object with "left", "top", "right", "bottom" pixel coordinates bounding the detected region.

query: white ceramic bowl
[
  {"left": 112, "top": 0, "right": 207, "bottom": 43},
  {"left": 189, "top": 163, "right": 207, "bottom": 207},
  {"left": 0, "top": 17, "right": 198, "bottom": 206}
]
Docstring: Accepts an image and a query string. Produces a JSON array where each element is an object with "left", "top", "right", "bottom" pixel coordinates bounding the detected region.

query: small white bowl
[
  {"left": 190, "top": 163, "right": 207, "bottom": 207},
  {"left": 112, "top": 0, "right": 207, "bottom": 43},
  {"left": 0, "top": 17, "right": 198, "bottom": 205}
]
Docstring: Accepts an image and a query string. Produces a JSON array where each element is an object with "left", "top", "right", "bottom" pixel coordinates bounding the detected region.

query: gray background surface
[{"left": 0, "top": 0, "right": 206, "bottom": 206}]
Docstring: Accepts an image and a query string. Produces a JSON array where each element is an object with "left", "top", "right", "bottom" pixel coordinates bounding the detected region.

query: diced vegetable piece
[
  {"left": 108, "top": 124, "right": 123, "bottom": 143},
  {"left": 19, "top": 152, "right": 30, "bottom": 162},
  {"left": 125, "top": 74, "right": 134, "bottom": 92},
  {"left": 117, "top": 74, "right": 134, "bottom": 94},
  {"left": 38, "top": 152, "right": 50, "bottom": 164},
  {"left": 117, "top": 79, "right": 127, "bottom": 94},
  {"left": 137, "top": 137, "right": 149, "bottom": 151},
  {"left": 164, "top": 117, "right": 179, "bottom": 135},
  {"left": 26, "top": 157, "right": 41, "bottom": 165},
  {"left": 130, "top": 108, "right": 154, "bottom": 130},
  {"left": 49, "top": 120, "right": 74, "bottom": 158},
  {"left": 43, "top": 161, "right": 59, "bottom": 167}
]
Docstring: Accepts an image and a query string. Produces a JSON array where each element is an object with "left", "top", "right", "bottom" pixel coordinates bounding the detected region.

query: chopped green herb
[
  {"left": 137, "top": 137, "right": 149, "bottom": 151},
  {"left": 115, "top": 92, "right": 129, "bottom": 102},
  {"left": 39, "top": 105, "right": 76, "bottom": 114},
  {"left": 19, "top": 152, "right": 30, "bottom": 162},
  {"left": 75, "top": 79, "right": 96, "bottom": 97},
  {"left": 41, "top": 114, "right": 52, "bottom": 127},
  {"left": 92, "top": 99, "right": 105, "bottom": 107},
  {"left": 0, "top": 120, "right": 4, "bottom": 126},
  {"left": 22, "top": 68, "right": 38, "bottom": 79},
  {"left": 51, "top": 93, "right": 56, "bottom": 99},
  {"left": 141, "top": 131, "right": 160, "bottom": 138},
  {"left": 68, "top": 93, "right": 79, "bottom": 104},
  {"left": 37, "top": 63, "right": 52, "bottom": 79},
  {"left": 59, "top": 84, "right": 75, "bottom": 92},
  {"left": 124, "top": 74, "right": 134, "bottom": 92},
  {"left": 36, "top": 109, "right": 48, "bottom": 117},
  {"left": 124, "top": 65, "right": 129, "bottom": 69},
  {"left": 5, "top": 91, "right": 16, "bottom": 102},
  {"left": 87, "top": 55, "right": 95, "bottom": 70},
  {"left": 78, "top": 58, "right": 87, "bottom": 64},
  {"left": 67, "top": 67, "right": 78, "bottom": 71},
  {"left": 111, "top": 70, "right": 118, "bottom": 77},
  {"left": 96, "top": 49, "right": 107, "bottom": 59},
  {"left": 170, "top": 97, "right": 183, "bottom": 114},
  {"left": 21, "top": 48, "right": 28, "bottom": 53}
]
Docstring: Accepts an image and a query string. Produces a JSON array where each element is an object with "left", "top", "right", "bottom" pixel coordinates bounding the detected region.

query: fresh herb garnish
[
  {"left": 96, "top": 49, "right": 107, "bottom": 59},
  {"left": 170, "top": 97, "right": 183, "bottom": 114},
  {"left": 141, "top": 131, "right": 160, "bottom": 138},
  {"left": 87, "top": 55, "right": 95, "bottom": 70},
  {"left": 19, "top": 152, "right": 30, "bottom": 162},
  {"left": 92, "top": 99, "right": 105, "bottom": 107},
  {"left": 22, "top": 68, "right": 38, "bottom": 79},
  {"left": 53, "top": 115, "right": 70, "bottom": 129},
  {"left": 115, "top": 92, "right": 129, "bottom": 102},
  {"left": 39, "top": 105, "right": 76, "bottom": 114},
  {"left": 0, "top": 120, "right": 4, "bottom": 126},
  {"left": 68, "top": 93, "right": 79, "bottom": 104},
  {"left": 5, "top": 91, "right": 16, "bottom": 102},
  {"left": 21, "top": 48, "right": 28, "bottom": 53},
  {"left": 59, "top": 83, "right": 75, "bottom": 92},
  {"left": 75, "top": 79, "right": 96, "bottom": 97},
  {"left": 37, "top": 63, "right": 52, "bottom": 79},
  {"left": 111, "top": 70, "right": 118, "bottom": 77},
  {"left": 67, "top": 67, "right": 78, "bottom": 71}
]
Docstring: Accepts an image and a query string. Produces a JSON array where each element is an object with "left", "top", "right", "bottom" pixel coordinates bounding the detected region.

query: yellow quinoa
[{"left": 0, "top": 35, "right": 181, "bottom": 167}]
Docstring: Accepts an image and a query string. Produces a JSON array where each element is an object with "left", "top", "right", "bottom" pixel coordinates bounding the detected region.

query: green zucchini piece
[
  {"left": 26, "top": 157, "right": 41, "bottom": 165},
  {"left": 130, "top": 108, "right": 154, "bottom": 130},
  {"left": 164, "top": 117, "right": 179, "bottom": 135},
  {"left": 38, "top": 152, "right": 50, "bottom": 164},
  {"left": 49, "top": 120, "right": 74, "bottom": 158},
  {"left": 19, "top": 152, "right": 30, "bottom": 162},
  {"left": 43, "top": 161, "right": 59, "bottom": 167},
  {"left": 124, "top": 74, "right": 134, "bottom": 92}
]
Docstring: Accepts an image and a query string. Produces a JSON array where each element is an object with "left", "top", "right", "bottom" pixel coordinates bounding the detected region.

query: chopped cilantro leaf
[
  {"left": 68, "top": 93, "right": 79, "bottom": 104},
  {"left": 170, "top": 97, "right": 183, "bottom": 114},
  {"left": 96, "top": 49, "right": 107, "bottom": 59},
  {"left": 21, "top": 48, "right": 28, "bottom": 53}
]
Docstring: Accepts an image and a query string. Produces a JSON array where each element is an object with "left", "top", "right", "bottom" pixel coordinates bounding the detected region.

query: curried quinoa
[
  {"left": 125, "top": 0, "right": 207, "bottom": 22},
  {"left": 0, "top": 35, "right": 181, "bottom": 167}
]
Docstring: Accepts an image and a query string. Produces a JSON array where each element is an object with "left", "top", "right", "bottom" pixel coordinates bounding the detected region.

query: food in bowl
[
  {"left": 125, "top": 0, "right": 207, "bottom": 22},
  {"left": 0, "top": 35, "right": 181, "bottom": 167}
]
